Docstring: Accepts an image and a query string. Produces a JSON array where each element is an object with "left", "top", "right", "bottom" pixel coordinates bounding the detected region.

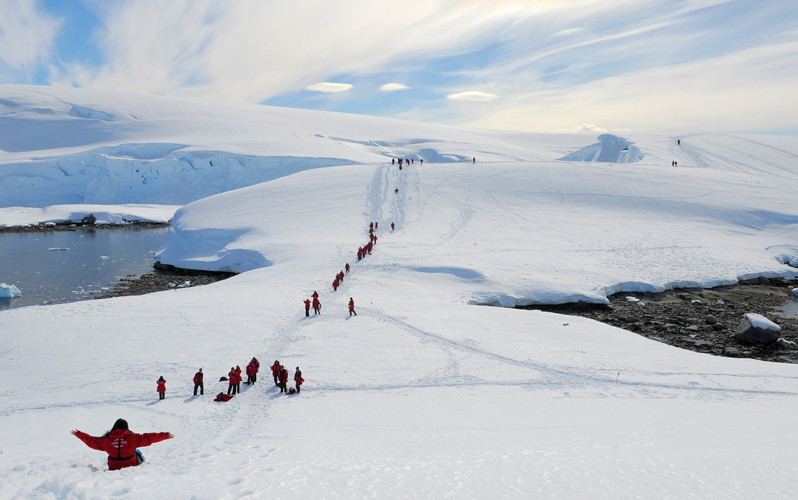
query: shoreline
[
  {"left": 518, "top": 277, "right": 798, "bottom": 364},
  {"left": 0, "top": 221, "right": 170, "bottom": 233},
  {"left": 95, "top": 263, "right": 234, "bottom": 300}
]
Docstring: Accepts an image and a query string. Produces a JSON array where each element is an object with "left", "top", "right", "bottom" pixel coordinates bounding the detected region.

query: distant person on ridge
[
  {"left": 391, "top": 222, "right": 395, "bottom": 230},
  {"left": 349, "top": 297, "right": 357, "bottom": 316},
  {"left": 677, "top": 139, "right": 680, "bottom": 145},
  {"left": 304, "top": 298, "right": 311, "bottom": 317},
  {"left": 72, "top": 419, "right": 173, "bottom": 471},
  {"left": 392, "top": 158, "right": 395, "bottom": 165},
  {"left": 156, "top": 376, "right": 166, "bottom": 400},
  {"left": 193, "top": 368, "right": 204, "bottom": 396},
  {"left": 294, "top": 367, "right": 304, "bottom": 393},
  {"left": 420, "top": 159, "right": 423, "bottom": 165}
]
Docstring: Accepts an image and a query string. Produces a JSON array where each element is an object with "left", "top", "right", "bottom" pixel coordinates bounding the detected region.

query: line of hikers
[{"left": 392, "top": 158, "right": 422, "bottom": 167}]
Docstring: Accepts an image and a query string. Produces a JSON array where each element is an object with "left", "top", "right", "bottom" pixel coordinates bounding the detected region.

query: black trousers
[
  {"left": 274, "top": 374, "right": 279, "bottom": 385},
  {"left": 228, "top": 384, "right": 237, "bottom": 395},
  {"left": 296, "top": 383, "right": 301, "bottom": 393},
  {"left": 305, "top": 307, "right": 309, "bottom": 317},
  {"left": 314, "top": 307, "right": 320, "bottom": 314},
  {"left": 159, "top": 392, "right": 165, "bottom": 400},
  {"left": 194, "top": 383, "right": 204, "bottom": 395},
  {"left": 350, "top": 309, "right": 357, "bottom": 316}
]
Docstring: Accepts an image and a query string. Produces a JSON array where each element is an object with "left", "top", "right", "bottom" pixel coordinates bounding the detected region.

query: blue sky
[{"left": 1, "top": 0, "right": 797, "bottom": 133}]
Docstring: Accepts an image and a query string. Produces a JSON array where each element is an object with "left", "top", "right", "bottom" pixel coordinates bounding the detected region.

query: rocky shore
[
  {"left": 521, "top": 277, "right": 798, "bottom": 364},
  {"left": 95, "top": 265, "right": 234, "bottom": 300}
]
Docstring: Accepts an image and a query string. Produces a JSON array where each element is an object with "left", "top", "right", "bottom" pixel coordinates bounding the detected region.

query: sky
[{"left": 1, "top": 0, "right": 797, "bottom": 134}]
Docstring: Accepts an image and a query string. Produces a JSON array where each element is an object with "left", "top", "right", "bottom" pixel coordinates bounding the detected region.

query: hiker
[
  {"left": 399, "top": 158, "right": 403, "bottom": 166},
  {"left": 391, "top": 222, "right": 394, "bottom": 230},
  {"left": 313, "top": 296, "right": 321, "bottom": 314},
  {"left": 420, "top": 159, "right": 423, "bottom": 165},
  {"left": 411, "top": 159, "right": 414, "bottom": 164},
  {"left": 370, "top": 222, "right": 373, "bottom": 229},
  {"left": 338, "top": 271, "right": 344, "bottom": 283},
  {"left": 156, "top": 376, "right": 166, "bottom": 400},
  {"left": 367, "top": 242, "right": 372, "bottom": 254},
  {"left": 373, "top": 234, "right": 378, "bottom": 245},
  {"left": 252, "top": 357, "right": 260, "bottom": 381},
  {"left": 333, "top": 278, "right": 339, "bottom": 291},
  {"left": 675, "top": 161, "right": 677, "bottom": 166},
  {"left": 375, "top": 222, "right": 378, "bottom": 229},
  {"left": 349, "top": 297, "right": 357, "bottom": 316},
  {"left": 399, "top": 165, "right": 402, "bottom": 170},
  {"left": 473, "top": 157, "right": 475, "bottom": 163},
  {"left": 395, "top": 188, "right": 398, "bottom": 193},
  {"left": 235, "top": 366, "right": 242, "bottom": 393},
  {"left": 246, "top": 361, "right": 256, "bottom": 385},
  {"left": 357, "top": 247, "right": 363, "bottom": 260},
  {"left": 312, "top": 290, "right": 319, "bottom": 300},
  {"left": 294, "top": 367, "right": 304, "bottom": 393},
  {"left": 72, "top": 419, "right": 173, "bottom": 471},
  {"left": 227, "top": 367, "right": 237, "bottom": 395},
  {"left": 279, "top": 366, "right": 289, "bottom": 393},
  {"left": 271, "top": 360, "right": 281, "bottom": 386},
  {"left": 677, "top": 139, "right": 680, "bottom": 145},
  {"left": 345, "top": 263, "right": 350, "bottom": 273},
  {"left": 193, "top": 369, "right": 204, "bottom": 396},
  {"left": 304, "top": 298, "right": 311, "bottom": 317},
  {"left": 392, "top": 158, "right": 395, "bottom": 165}
]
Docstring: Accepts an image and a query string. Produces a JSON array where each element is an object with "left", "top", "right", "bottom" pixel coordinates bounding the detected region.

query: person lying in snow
[
  {"left": 72, "top": 418, "right": 172, "bottom": 470},
  {"left": 215, "top": 392, "right": 234, "bottom": 402}
]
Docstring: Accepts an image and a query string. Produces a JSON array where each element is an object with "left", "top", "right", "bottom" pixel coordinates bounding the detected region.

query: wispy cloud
[
  {"left": 447, "top": 91, "right": 499, "bottom": 101},
  {"left": 380, "top": 83, "right": 410, "bottom": 91},
  {"left": 306, "top": 82, "right": 353, "bottom": 93},
  {"left": 0, "top": 0, "right": 61, "bottom": 81}
]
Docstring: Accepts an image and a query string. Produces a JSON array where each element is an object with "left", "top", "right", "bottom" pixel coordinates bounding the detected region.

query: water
[
  {"left": 0, "top": 227, "right": 169, "bottom": 310},
  {"left": 774, "top": 299, "right": 798, "bottom": 320}
]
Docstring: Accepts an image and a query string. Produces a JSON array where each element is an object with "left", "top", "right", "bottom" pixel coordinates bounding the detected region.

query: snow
[
  {"left": 0, "top": 283, "right": 21, "bottom": 298},
  {"left": 558, "top": 134, "right": 645, "bottom": 163},
  {"left": 743, "top": 313, "right": 781, "bottom": 331},
  {"left": 1, "top": 85, "right": 798, "bottom": 498}
]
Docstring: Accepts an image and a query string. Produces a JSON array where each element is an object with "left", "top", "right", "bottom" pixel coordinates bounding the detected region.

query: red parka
[
  {"left": 156, "top": 379, "right": 166, "bottom": 393},
  {"left": 280, "top": 369, "right": 289, "bottom": 384},
  {"left": 271, "top": 362, "right": 280, "bottom": 376},
  {"left": 246, "top": 363, "right": 256, "bottom": 378},
  {"left": 74, "top": 429, "right": 170, "bottom": 470}
]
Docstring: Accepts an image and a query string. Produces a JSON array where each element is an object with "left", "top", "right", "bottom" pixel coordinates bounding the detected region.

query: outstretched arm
[
  {"left": 72, "top": 430, "right": 103, "bottom": 451},
  {"left": 134, "top": 432, "right": 174, "bottom": 447}
]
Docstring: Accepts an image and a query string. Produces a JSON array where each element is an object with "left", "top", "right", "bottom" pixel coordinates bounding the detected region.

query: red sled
[{"left": 214, "top": 393, "right": 234, "bottom": 402}]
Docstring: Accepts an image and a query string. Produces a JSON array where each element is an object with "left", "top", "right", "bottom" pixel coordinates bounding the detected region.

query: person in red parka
[
  {"left": 375, "top": 222, "right": 378, "bottom": 229},
  {"left": 349, "top": 297, "right": 357, "bottom": 316},
  {"left": 338, "top": 271, "right": 344, "bottom": 283},
  {"left": 304, "top": 298, "right": 311, "bottom": 317},
  {"left": 333, "top": 278, "right": 339, "bottom": 291},
  {"left": 345, "top": 263, "right": 350, "bottom": 273},
  {"left": 235, "top": 365, "right": 242, "bottom": 393},
  {"left": 373, "top": 234, "right": 378, "bottom": 245},
  {"left": 271, "top": 360, "right": 281, "bottom": 386},
  {"left": 252, "top": 357, "right": 260, "bottom": 382},
  {"left": 357, "top": 248, "right": 363, "bottom": 261},
  {"left": 156, "top": 376, "right": 166, "bottom": 400},
  {"left": 294, "top": 366, "right": 304, "bottom": 394},
  {"left": 391, "top": 222, "right": 394, "bottom": 230},
  {"left": 246, "top": 362, "right": 256, "bottom": 385},
  {"left": 227, "top": 367, "right": 237, "bottom": 395},
  {"left": 279, "top": 366, "right": 289, "bottom": 393},
  {"left": 72, "top": 418, "right": 173, "bottom": 470},
  {"left": 313, "top": 296, "right": 321, "bottom": 314}
]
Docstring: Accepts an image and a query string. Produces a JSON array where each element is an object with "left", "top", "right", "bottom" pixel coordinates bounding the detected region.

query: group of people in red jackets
[{"left": 271, "top": 360, "right": 303, "bottom": 394}]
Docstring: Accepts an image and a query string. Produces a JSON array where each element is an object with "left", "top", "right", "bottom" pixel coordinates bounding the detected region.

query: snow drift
[{"left": 558, "top": 134, "right": 644, "bottom": 163}]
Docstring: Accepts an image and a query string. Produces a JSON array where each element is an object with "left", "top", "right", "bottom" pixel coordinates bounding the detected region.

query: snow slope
[
  {"left": 1, "top": 86, "right": 798, "bottom": 498},
  {"left": 0, "top": 204, "right": 178, "bottom": 227}
]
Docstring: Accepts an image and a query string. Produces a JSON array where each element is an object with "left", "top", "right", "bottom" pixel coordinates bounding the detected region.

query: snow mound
[
  {"left": 558, "top": 134, "right": 644, "bottom": 163},
  {"left": 743, "top": 313, "right": 781, "bottom": 331},
  {"left": 0, "top": 283, "right": 21, "bottom": 298}
]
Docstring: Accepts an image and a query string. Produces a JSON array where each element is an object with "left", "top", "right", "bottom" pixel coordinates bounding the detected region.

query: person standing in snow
[
  {"left": 312, "top": 290, "right": 319, "bottom": 300},
  {"left": 392, "top": 158, "right": 395, "bottom": 165},
  {"left": 279, "top": 366, "right": 289, "bottom": 393},
  {"left": 375, "top": 222, "right": 378, "bottom": 229},
  {"left": 357, "top": 247, "right": 363, "bottom": 260},
  {"left": 411, "top": 159, "right": 414, "bottom": 164},
  {"left": 338, "top": 270, "right": 344, "bottom": 283},
  {"left": 235, "top": 366, "right": 242, "bottom": 393},
  {"left": 677, "top": 139, "right": 681, "bottom": 145},
  {"left": 345, "top": 263, "right": 350, "bottom": 273},
  {"left": 313, "top": 296, "right": 321, "bottom": 314},
  {"left": 304, "top": 298, "right": 311, "bottom": 317},
  {"left": 227, "top": 367, "right": 237, "bottom": 395},
  {"left": 420, "top": 159, "right": 423, "bottom": 165},
  {"left": 349, "top": 297, "right": 357, "bottom": 316},
  {"left": 193, "top": 369, "right": 204, "bottom": 396},
  {"left": 72, "top": 419, "right": 173, "bottom": 471},
  {"left": 473, "top": 157, "right": 475, "bottom": 163},
  {"left": 373, "top": 234, "right": 378, "bottom": 245},
  {"left": 391, "top": 222, "right": 395, "bottom": 231},
  {"left": 251, "top": 357, "right": 260, "bottom": 383},
  {"left": 333, "top": 278, "right": 339, "bottom": 291},
  {"left": 395, "top": 188, "right": 398, "bottom": 193},
  {"left": 294, "top": 367, "right": 303, "bottom": 393},
  {"left": 156, "top": 376, "right": 166, "bottom": 400},
  {"left": 271, "top": 360, "right": 281, "bottom": 386},
  {"left": 246, "top": 361, "right": 256, "bottom": 385}
]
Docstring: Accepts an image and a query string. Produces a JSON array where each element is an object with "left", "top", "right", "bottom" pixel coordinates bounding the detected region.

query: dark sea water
[{"left": 0, "top": 227, "right": 169, "bottom": 310}]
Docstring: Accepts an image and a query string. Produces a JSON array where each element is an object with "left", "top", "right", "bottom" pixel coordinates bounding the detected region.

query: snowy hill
[{"left": 2, "top": 85, "right": 798, "bottom": 498}]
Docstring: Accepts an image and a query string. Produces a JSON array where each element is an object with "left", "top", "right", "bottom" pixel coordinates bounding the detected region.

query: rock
[
  {"left": 717, "top": 300, "right": 724, "bottom": 305},
  {"left": 777, "top": 338, "right": 797, "bottom": 349},
  {"left": 616, "top": 315, "right": 629, "bottom": 322},
  {"left": 713, "top": 323, "right": 725, "bottom": 331},
  {"left": 723, "top": 347, "right": 741, "bottom": 357},
  {"left": 705, "top": 315, "right": 718, "bottom": 325},
  {"left": 691, "top": 299, "right": 702, "bottom": 304},
  {"left": 735, "top": 313, "right": 781, "bottom": 345}
]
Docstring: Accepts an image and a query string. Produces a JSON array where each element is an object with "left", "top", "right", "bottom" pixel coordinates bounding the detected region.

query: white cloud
[
  {"left": 551, "top": 28, "right": 582, "bottom": 37},
  {"left": 380, "top": 83, "right": 410, "bottom": 91},
  {"left": 555, "top": 124, "right": 608, "bottom": 133},
  {"left": 447, "top": 91, "right": 499, "bottom": 101},
  {"left": 0, "top": 0, "right": 60, "bottom": 80},
  {"left": 305, "top": 82, "right": 353, "bottom": 93}
]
